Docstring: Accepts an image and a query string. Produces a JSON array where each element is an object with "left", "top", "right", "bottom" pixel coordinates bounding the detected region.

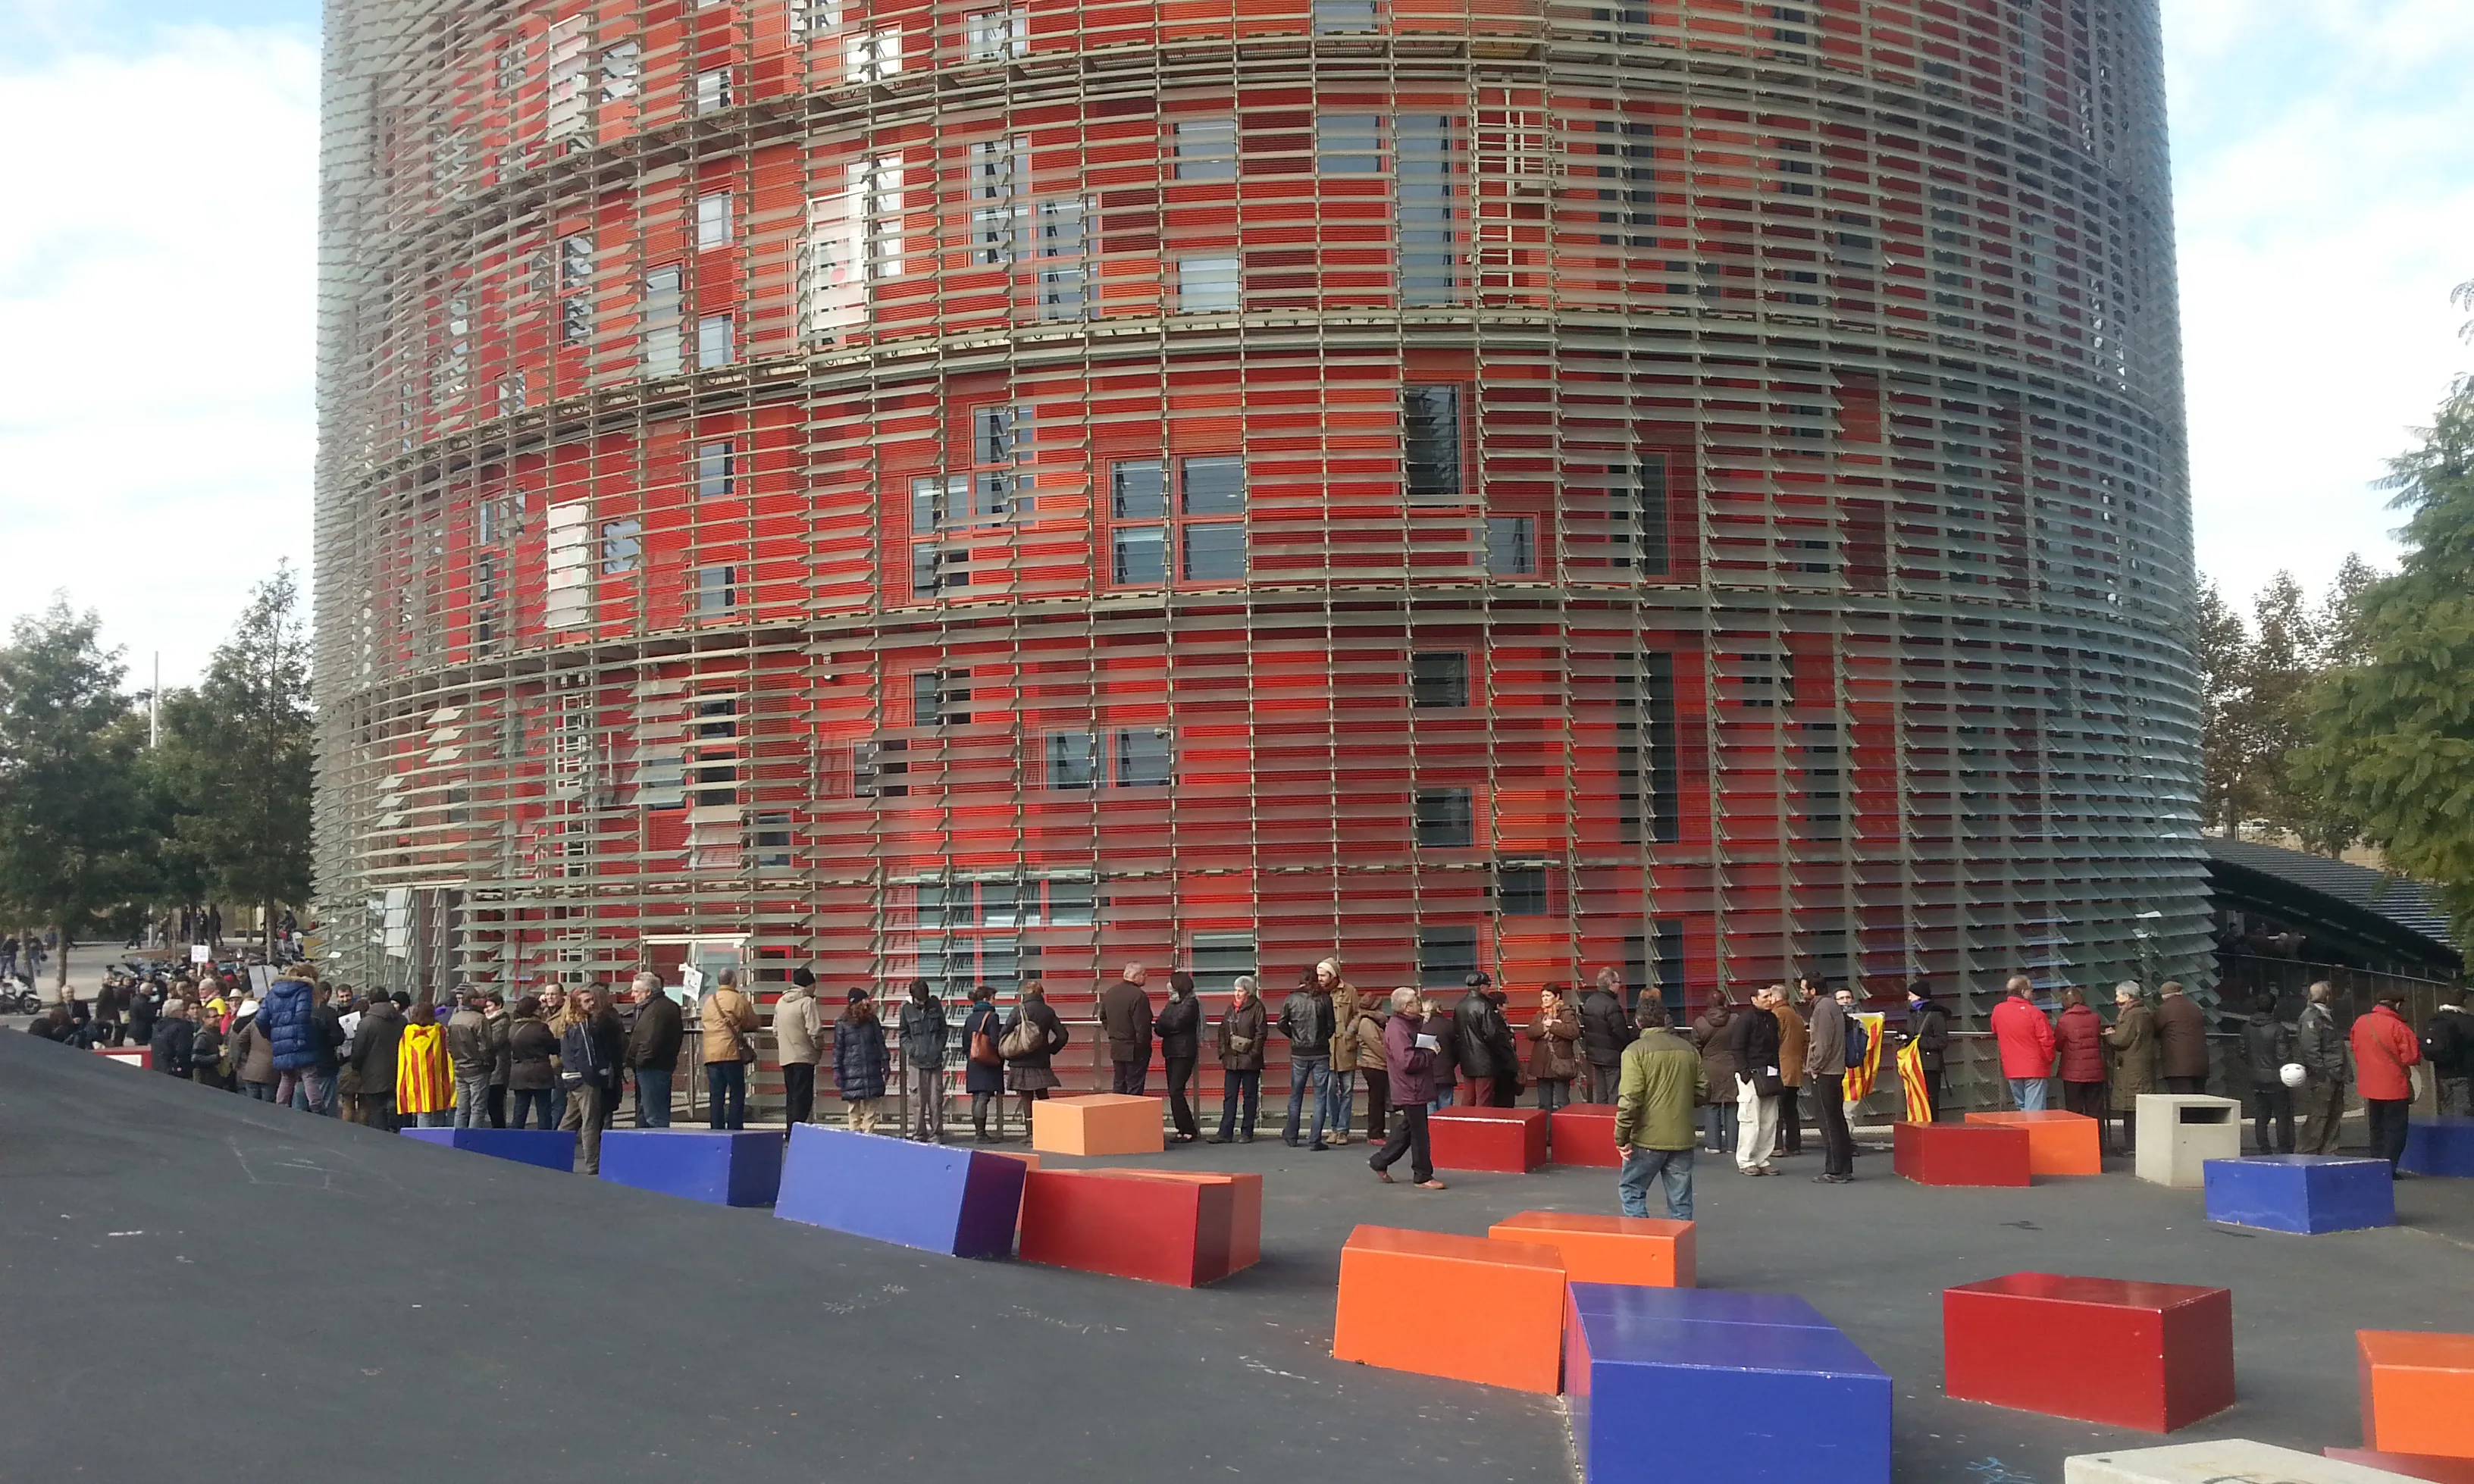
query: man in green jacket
[{"left": 1614, "top": 998, "right": 1709, "bottom": 1220}]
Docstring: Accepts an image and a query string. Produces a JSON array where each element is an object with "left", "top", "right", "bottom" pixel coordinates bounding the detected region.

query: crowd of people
[{"left": 26, "top": 954, "right": 2469, "bottom": 1201}]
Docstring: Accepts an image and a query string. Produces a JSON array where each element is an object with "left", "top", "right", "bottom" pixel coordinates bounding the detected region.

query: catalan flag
[
  {"left": 1843, "top": 1013, "right": 1886, "bottom": 1104},
  {"left": 1896, "top": 1036, "right": 1933, "bottom": 1124},
  {"left": 396, "top": 1023, "right": 453, "bottom": 1116}
]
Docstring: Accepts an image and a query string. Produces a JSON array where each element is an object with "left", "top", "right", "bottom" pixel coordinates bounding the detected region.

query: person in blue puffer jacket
[{"left": 261, "top": 978, "right": 318, "bottom": 1106}]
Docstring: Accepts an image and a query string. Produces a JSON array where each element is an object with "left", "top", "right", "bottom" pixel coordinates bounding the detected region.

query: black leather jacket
[
  {"left": 2242, "top": 1011, "right": 2295, "bottom": 1088},
  {"left": 1279, "top": 990, "right": 1333, "bottom": 1060},
  {"left": 1578, "top": 989, "right": 1634, "bottom": 1066},
  {"left": 1154, "top": 994, "right": 1203, "bottom": 1060},
  {"left": 1453, "top": 991, "right": 1514, "bottom": 1081}
]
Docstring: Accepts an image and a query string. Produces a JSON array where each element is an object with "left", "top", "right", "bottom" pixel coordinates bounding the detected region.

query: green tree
[
  {"left": 0, "top": 597, "right": 154, "bottom": 986},
  {"left": 155, "top": 564, "right": 315, "bottom": 952},
  {"left": 2299, "top": 376, "right": 2474, "bottom": 947},
  {"left": 2194, "top": 579, "right": 2256, "bottom": 834}
]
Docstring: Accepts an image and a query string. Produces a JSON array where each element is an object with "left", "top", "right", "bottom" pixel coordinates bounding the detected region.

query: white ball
[{"left": 2279, "top": 1062, "right": 2306, "bottom": 1088}]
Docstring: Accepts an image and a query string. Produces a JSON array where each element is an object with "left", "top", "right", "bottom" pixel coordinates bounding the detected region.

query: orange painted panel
[
  {"left": 1965, "top": 1110, "right": 2103, "bottom": 1177},
  {"left": 1332, "top": 1224, "right": 1566, "bottom": 1394},
  {"left": 1031, "top": 1094, "right": 1167, "bottom": 1156},
  {"left": 1487, "top": 1210, "right": 1695, "bottom": 1288},
  {"left": 2361, "top": 1331, "right": 2474, "bottom": 1459}
]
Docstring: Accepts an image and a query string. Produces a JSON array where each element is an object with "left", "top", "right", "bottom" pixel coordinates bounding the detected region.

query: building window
[
  {"left": 694, "top": 441, "right": 734, "bottom": 499},
  {"left": 1178, "top": 255, "right": 1239, "bottom": 313},
  {"left": 913, "top": 669, "right": 971, "bottom": 727},
  {"left": 696, "top": 313, "right": 734, "bottom": 368},
  {"left": 693, "top": 66, "right": 732, "bottom": 114},
  {"left": 1045, "top": 731, "right": 1096, "bottom": 789},
  {"left": 1496, "top": 865, "right": 1549, "bottom": 916},
  {"left": 860, "top": 154, "right": 905, "bottom": 280},
  {"left": 597, "top": 41, "right": 639, "bottom": 102},
  {"left": 546, "top": 16, "right": 589, "bottom": 139},
  {"left": 969, "top": 135, "right": 1029, "bottom": 265},
  {"left": 560, "top": 296, "right": 592, "bottom": 346},
  {"left": 1110, "top": 459, "right": 1167, "bottom": 586},
  {"left": 600, "top": 518, "right": 640, "bottom": 575},
  {"left": 1114, "top": 728, "right": 1172, "bottom": 787},
  {"left": 1415, "top": 787, "right": 1473, "bottom": 848},
  {"left": 1314, "top": 0, "right": 1379, "bottom": 31},
  {"left": 697, "top": 191, "right": 733, "bottom": 249},
  {"left": 965, "top": 8, "right": 1028, "bottom": 59},
  {"left": 1035, "top": 198, "right": 1090, "bottom": 320},
  {"left": 694, "top": 565, "right": 736, "bottom": 614},
  {"left": 1411, "top": 652, "right": 1468, "bottom": 709},
  {"left": 1417, "top": 925, "right": 1477, "bottom": 987},
  {"left": 1173, "top": 117, "right": 1236, "bottom": 179},
  {"left": 855, "top": 737, "right": 908, "bottom": 797},
  {"left": 845, "top": 28, "right": 902, "bottom": 82},
  {"left": 1403, "top": 384, "right": 1462, "bottom": 500},
  {"left": 973, "top": 403, "right": 1022, "bottom": 464},
  {"left": 1486, "top": 515, "right": 1534, "bottom": 575},
  {"left": 1318, "top": 113, "right": 1382, "bottom": 174},
  {"left": 752, "top": 812, "right": 794, "bottom": 868},
  {"left": 1180, "top": 456, "right": 1245, "bottom": 581},
  {"left": 546, "top": 502, "right": 593, "bottom": 628},
  {"left": 1397, "top": 114, "right": 1458, "bottom": 306},
  {"left": 644, "top": 267, "right": 682, "bottom": 375},
  {"left": 559, "top": 233, "right": 593, "bottom": 287}
]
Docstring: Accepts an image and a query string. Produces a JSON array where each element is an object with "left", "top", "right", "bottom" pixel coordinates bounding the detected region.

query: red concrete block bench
[
  {"left": 1945, "top": 1272, "right": 2234, "bottom": 1431},
  {"left": 1333, "top": 1225, "right": 1567, "bottom": 1393},
  {"left": 1489, "top": 1210, "right": 1693, "bottom": 1288},
  {"left": 1017, "top": 1168, "right": 1236, "bottom": 1287},
  {"left": 1550, "top": 1104, "right": 1622, "bottom": 1167},
  {"left": 1431, "top": 1106, "right": 1549, "bottom": 1173},
  {"left": 1099, "top": 1169, "right": 1263, "bottom": 1279},
  {"left": 1894, "top": 1121, "right": 2032, "bottom": 1187}
]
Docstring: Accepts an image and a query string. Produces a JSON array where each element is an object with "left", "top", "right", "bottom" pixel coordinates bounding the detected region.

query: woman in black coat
[
  {"left": 1002, "top": 981, "right": 1069, "bottom": 1140},
  {"left": 959, "top": 983, "right": 1007, "bottom": 1141}
]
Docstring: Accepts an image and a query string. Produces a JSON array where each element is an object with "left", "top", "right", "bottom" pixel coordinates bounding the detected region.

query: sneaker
[
  {"left": 1415, "top": 1179, "right": 1448, "bottom": 1191},
  {"left": 1812, "top": 1174, "right": 1852, "bottom": 1185},
  {"left": 1329, "top": 1133, "right": 1351, "bottom": 1147},
  {"left": 1310, "top": 1142, "right": 1329, "bottom": 1152},
  {"left": 1237, "top": 1133, "right": 1256, "bottom": 1144},
  {"left": 1204, "top": 1135, "right": 1231, "bottom": 1145}
]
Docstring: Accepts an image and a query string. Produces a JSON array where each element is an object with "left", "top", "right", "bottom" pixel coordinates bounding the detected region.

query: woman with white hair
[{"left": 1368, "top": 988, "right": 1446, "bottom": 1190}]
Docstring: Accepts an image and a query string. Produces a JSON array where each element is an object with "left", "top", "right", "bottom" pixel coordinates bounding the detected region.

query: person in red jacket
[
  {"left": 1989, "top": 975, "right": 2058, "bottom": 1112},
  {"left": 2053, "top": 987, "right": 2108, "bottom": 1125},
  {"left": 2351, "top": 991, "right": 2424, "bottom": 1176}
]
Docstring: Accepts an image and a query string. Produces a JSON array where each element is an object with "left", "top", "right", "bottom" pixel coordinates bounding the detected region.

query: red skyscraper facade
[{"left": 315, "top": 0, "right": 2209, "bottom": 1041}]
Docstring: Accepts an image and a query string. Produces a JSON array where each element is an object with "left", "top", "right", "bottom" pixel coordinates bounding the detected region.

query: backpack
[{"left": 1846, "top": 1015, "right": 1869, "bottom": 1069}]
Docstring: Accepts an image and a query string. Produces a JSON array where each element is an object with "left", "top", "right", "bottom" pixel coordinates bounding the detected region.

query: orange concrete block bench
[
  {"left": 1030, "top": 1094, "right": 1166, "bottom": 1157},
  {"left": 2360, "top": 1331, "right": 2474, "bottom": 1460},
  {"left": 1489, "top": 1210, "right": 1694, "bottom": 1288},
  {"left": 1333, "top": 1225, "right": 1567, "bottom": 1393},
  {"left": 1965, "top": 1110, "right": 2103, "bottom": 1176}
]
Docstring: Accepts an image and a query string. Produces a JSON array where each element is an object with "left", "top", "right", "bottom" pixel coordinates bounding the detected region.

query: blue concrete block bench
[
  {"left": 2203, "top": 1155, "right": 2394, "bottom": 1235},
  {"left": 2402, "top": 1116, "right": 2474, "bottom": 1178},
  {"left": 400, "top": 1127, "right": 576, "bottom": 1172},
  {"left": 1564, "top": 1282, "right": 1889, "bottom": 1484},
  {"left": 599, "top": 1129, "right": 782, "bottom": 1207},
  {"left": 773, "top": 1124, "right": 1025, "bottom": 1258}
]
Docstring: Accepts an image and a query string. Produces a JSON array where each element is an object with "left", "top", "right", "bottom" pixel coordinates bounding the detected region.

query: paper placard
[
  {"left": 189, "top": 944, "right": 211, "bottom": 964},
  {"left": 680, "top": 965, "right": 706, "bottom": 996}
]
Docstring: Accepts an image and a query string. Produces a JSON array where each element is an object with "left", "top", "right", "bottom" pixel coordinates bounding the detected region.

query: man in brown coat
[
  {"left": 2153, "top": 980, "right": 2209, "bottom": 1094},
  {"left": 1772, "top": 982, "right": 1811, "bottom": 1156},
  {"left": 1096, "top": 963, "right": 1154, "bottom": 1096}
]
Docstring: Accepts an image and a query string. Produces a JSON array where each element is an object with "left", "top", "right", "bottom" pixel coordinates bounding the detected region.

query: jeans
[
  {"left": 2441, "top": 1077, "right": 2473, "bottom": 1119},
  {"left": 1700, "top": 1099, "right": 1739, "bottom": 1153},
  {"left": 1218, "top": 1067, "right": 1260, "bottom": 1139},
  {"left": 1321, "top": 1069, "right": 1355, "bottom": 1141},
  {"left": 548, "top": 1079, "right": 568, "bottom": 1133},
  {"left": 1618, "top": 1144, "right": 1695, "bottom": 1220},
  {"left": 1539, "top": 1078, "right": 1571, "bottom": 1114},
  {"left": 245, "top": 1081, "right": 277, "bottom": 1103},
  {"left": 2251, "top": 1082, "right": 2295, "bottom": 1154},
  {"left": 1813, "top": 1072, "right": 1852, "bottom": 1178},
  {"left": 1163, "top": 1057, "right": 1198, "bottom": 1138},
  {"left": 485, "top": 1084, "right": 506, "bottom": 1129},
  {"left": 512, "top": 1088, "right": 556, "bottom": 1129},
  {"left": 706, "top": 1061, "right": 747, "bottom": 1130},
  {"left": 905, "top": 1063, "right": 944, "bottom": 1141},
  {"left": 416, "top": 1109, "right": 452, "bottom": 1128},
  {"left": 2009, "top": 1076, "right": 2050, "bottom": 1113},
  {"left": 1286, "top": 1058, "right": 1330, "bottom": 1145},
  {"left": 781, "top": 1062, "right": 816, "bottom": 1127},
  {"left": 1370, "top": 1104, "right": 1431, "bottom": 1184},
  {"left": 636, "top": 1066, "right": 674, "bottom": 1127},
  {"left": 1111, "top": 1060, "right": 1148, "bottom": 1097},
  {"left": 1583, "top": 1062, "right": 1619, "bottom": 1105},
  {"left": 280, "top": 1069, "right": 337, "bottom": 1116},
  {"left": 1428, "top": 1081, "right": 1454, "bottom": 1114},
  {"left": 2366, "top": 1097, "right": 2410, "bottom": 1172},
  {"left": 1734, "top": 1075, "right": 1779, "bottom": 1170},
  {"left": 453, "top": 1075, "right": 490, "bottom": 1129}
]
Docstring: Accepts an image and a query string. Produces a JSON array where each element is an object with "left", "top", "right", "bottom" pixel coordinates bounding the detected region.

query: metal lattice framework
[{"left": 314, "top": 0, "right": 2212, "bottom": 1041}]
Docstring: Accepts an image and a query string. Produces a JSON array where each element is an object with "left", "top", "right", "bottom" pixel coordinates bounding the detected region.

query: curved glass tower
[{"left": 315, "top": 0, "right": 2209, "bottom": 1036}]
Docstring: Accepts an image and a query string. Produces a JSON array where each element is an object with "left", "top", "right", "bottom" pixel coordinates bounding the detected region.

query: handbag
[
  {"left": 969, "top": 1016, "right": 1002, "bottom": 1067},
  {"left": 1226, "top": 1033, "right": 1256, "bottom": 1056},
  {"left": 1752, "top": 1064, "right": 1784, "bottom": 1098},
  {"left": 998, "top": 1016, "right": 1045, "bottom": 1060}
]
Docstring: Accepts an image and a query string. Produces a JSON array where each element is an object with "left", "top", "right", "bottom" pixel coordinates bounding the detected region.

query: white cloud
[
  {"left": 2167, "top": 0, "right": 2474, "bottom": 609},
  {"left": 0, "top": 24, "right": 316, "bottom": 691}
]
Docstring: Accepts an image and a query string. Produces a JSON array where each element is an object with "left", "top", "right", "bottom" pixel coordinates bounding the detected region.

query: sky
[{"left": 0, "top": 1, "right": 2468, "bottom": 690}]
